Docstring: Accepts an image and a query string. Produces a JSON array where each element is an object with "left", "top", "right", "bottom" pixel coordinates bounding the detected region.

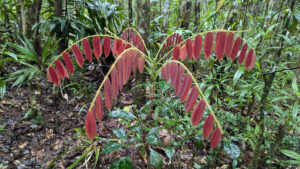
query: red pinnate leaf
[
  {"left": 190, "top": 99, "right": 206, "bottom": 126},
  {"left": 166, "top": 62, "right": 172, "bottom": 83},
  {"left": 93, "top": 36, "right": 102, "bottom": 59},
  {"left": 215, "top": 32, "right": 227, "bottom": 62},
  {"left": 112, "top": 39, "right": 118, "bottom": 57},
  {"left": 238, "top": 43, "right": 248, "bottom": 64},
  {"left": 170, "top": 62, "right": 178, "bottom": 86},
  {"left": 72, "top": 44, "right": 84, "bottom": 67},
  {"left": 230, "top": 37, "right": 242, "bottom": 61},
  {"left": 54, "top": 59, "right": 66, "bottom": 80},
  {"left": 186, "top": 39, "right": 193, "bottom": 59},
  {"left": 185, "top": 86, "right": 199, "bottom": 112},
  {"left": 180, "top": 74, "right": 193, "bottom": 102},
  {"left": 172, "top": 45, "right": 180, "bottom": 60},
  {"left": 138, "top": 55, "right": 145, "bottom": 73},
  {"left": 47, "top": 68, "right": 53, "bottom": 83},
  {"left": 224, "top": 32, "right": 234, "bottom": 57},
  {"left": 179, "top": 46, "right": 187, "bottom": 61},
  {"left": 110, "top": 67, "right": 118, "bottom": 100},
  {"left": 203, "top": 114, "right": 215, "bottom": 139},
  {"left": 85, "top": 111, "right": 97, "bottom": 141},
  {"left": 210, "top": 127, "right": 222, "bottom": 149},
  {"left": 248, "top": 52, "right": 256, "bottom": 70},
  {"left": 116, "top": 39, "right": 124, "bottom": 56},
  {"left": 126, "top": 51, "right": 133, "bottom": 82},
  {"left": 82, "top": 38, "right": 93, "bottom": 62},
  {"left": 116, "top": 57, "right": 123, "bottom": 91},
  {"left": 244, "top": 48, "right": 254, "bottom": 69},
  {"left": 62, "top": 52, "right": 74, "bottom": 74},
  {"left": 175, "top": 65, "right": 184, "bottom": 96},
  {"left": 204, "top": 32, "right": 214, "bottom": 59},
  {"left": 122, "top": 53, "right": 127, "bottom": 85},
  {"left": 194, "top": 35, "right": 202, "bottom": 59},
  {"left": 132, "top": 51, "right": 139, "bottom": 75},
  {"left": 161, "top": 66, "right": 166, "bottom": 80},
  {"left": 95, "top": 93, "right": 104, "bottom": 121},
  {"left": 103, "top": 36, "right": 111, "bottom": 57},
  {"left": 48, "top": 66, "right": 60, "bottom": 85},
  {"left": 104, "top": 79, "right": 113, "bottom": 110}
]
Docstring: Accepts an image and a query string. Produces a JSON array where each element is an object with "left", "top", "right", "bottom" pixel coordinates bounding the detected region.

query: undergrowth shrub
[{"left": 46, "top": 27, "right": 256, "bottom": 168}]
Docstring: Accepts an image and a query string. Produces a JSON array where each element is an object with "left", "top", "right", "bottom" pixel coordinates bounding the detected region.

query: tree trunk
[
  {"left": 163, "top": 0, "right": 170, "bottom": 32},
  {"left": 194, "top": 0, "right": 201, "bottom": 32},
  {"left": 33, "top": 0, "right": 42, "bottom": 58},
  {"left": 180, "top": 0, "right": 192, "bottom": 29},
  {"left": 54, "top": 0, "right": 68, "bottom": 54},
  {"left": 128, "top": 0, "right": 133, "bottom": 26},
  {"left": 136, "top": 0, "right": 150, "bottom": 46}
]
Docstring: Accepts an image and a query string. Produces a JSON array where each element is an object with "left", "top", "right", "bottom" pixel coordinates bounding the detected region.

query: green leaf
[
  {"left": 292, "top": 100, "right": 299, "bottom": 121},
  {"left": 109, "top": 109, "right": 136, "bottom": 120},
  {"left": 216, "top": 0, "right": 225, "bottom": 11},
  {"left": 110, "top": 157, "right": 132, "bottom": 169},
  {"left": 233, "top": 66, "right": 244, "bottom": 86},
  {"left": 224, "top": 142, "right": 240, "bottom": 159},
  {"left": 67, "top": 147, "right": 93, "bottom": 169},
  {"left": 280, "top": 149, "right": 300, "bottom": 161},
  {"left": 292, "top": 76, "right": 299, "bottom": 94},
  {"left": 102, "top": 143, "right": 122, "bottom": 154},
  {"left": 93, "top": 147, "right": 101, "bottom": 169},
  {"left": 113, "top": 128, "right": 126, "bottom": 139},
  {"left": 164, "top": 146, "right": 175, "bottom": 159},
  {"left": 150, "top": 148, "right": 162, "bottom": 169},
  {"left": 0, "top": 80, "right": 6, "bottom": 99}
]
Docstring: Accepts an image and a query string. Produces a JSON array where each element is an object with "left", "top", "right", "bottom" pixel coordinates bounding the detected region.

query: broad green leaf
[
  {"left": 113, "top": 128, "right": 126, "bottom": 139},
  {"left": 109, "top": 110, "right": 136, "bottom": 120},
  {"left": 110, "top": 157, "right": 132, "bottom": 169},
  {"left": 292, "top": 100, "right": 299, "bottom": 120},
  {"left": 102, "top": 143, "right": 122, "bottom": 154},
  {"left": 280, "top": 149, "right": 300, "bottom": 161},
  {"left": 216, "top": 0, "right": 225, "bottom": 11},
  {"left": 150, "top": 148, "right": 162, "bottom": 169},
  {"left": 292, "top": 77, "right": 299, "bottom": 94},
  {"left": 224, "top": 142, "right": 240, "bottom": 159},
  {"left": 233, "top": 66, "right": 244, "bottom": 86},
  {"left": 0, "top": 80, "right": 6, "bottom": 99},
  {"left": 164, "top": 146, "right": 175, "bottom": 159}
]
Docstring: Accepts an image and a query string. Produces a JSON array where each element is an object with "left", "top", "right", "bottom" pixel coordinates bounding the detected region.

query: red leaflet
[
  {"left": 122, "top": 53, "right": 127, "bottom": 85},
  {"left": 104, "top": 79, "right": 113, "bottom": 110},
  {"left": 175, "top": 65, "right": 184, "bottom": 96},
  {"left": 225, "top": 32, "right": 234, "bottom": 57},
  {"left": 244, "top": 48, "right": 254, "bottom": 69},
  {"left": 82, "top": 38, "right": 93, "bottom": 62},
  {"left": 72, "top": 44, "right": 84, "bottom": 67},
  {"left": 103, "top": 36, "right": 111, "bottom": 57},
  {"left": 95, "top": 93, "right": 104, "bottom": 121},
  {"left": 230, "top": 37, "right": 242, "bottom": 61},
  {"left": 161, "top": 66, "right": 166, "bottom": 80},
  {"left": 248, "top": 52, "right": 256, "bottom": 70},
  {"left": 166, "top": 62, "right": 171, "bottom": 83},
  {"left": 138, "top": 55, "right": 145, "bottom": 73},
  {"left": 54, "top": 59, "right": 66, "bottom": 79},
  {"left": 117, "top": 57, "right": 123, "bottom": 91},
  {"left": 116, "top": 39, "right": 123, "bottom": 56},
  {"left": 210, "top": 127, "right": 222, "bottom": 149},
  {"left": 170, "top": 62, "right": 178, "bottom": 86},
  {"left": 132, "top": 51, "right": 139, "bottom": 75},
  {"left": 186, "top": 39, "right": 193, "bottom": 59},
  {"left": 112, "top": 39, "right": 118, "bottom": 57},
  {"left": 204, "top": 32, "right": 214, "bottom": 59},
  {"left": 47, "top": 67, "right": 53, "bottom": 83},
  {"left": 179, "top": 74, "right": 193, "bottom": 102},
  {"left": 190, "top": 99, "right": 206, "bottom": 126},
  {"left": 203, "top": 114, "right": 215, "bottom": 139},
  {"left": 172, "top": 45, "right": 180, "bottom": 60},
  {"left": 215, "top": 32, "right": 227, "bottom": 62},
  {"left": 62, "top": 52, "right": 74, "bottom": 74},
  {"left": 48, "top": 66, "right": 60, "bottom": 85},
  {"left": 194, "top": 35, "right": 202, "bottom": 59},
  {"left": 140, "top": 42, "right": 145, "bottom": 53},
  {"left": 110, "top": 67, "right": 118, "bottom": 100},
  {"left": 93, "top": 36, "right": 102, "bottom": 59},
  {"left": 238, "top": 43, "right": 248, "bottom": 64},
  {"left": 126, "top": 51, "right": 133, "bottom": 82},
  {"left": 185, "top": 86, "right": 199, "bottom": 113},
  {"left": 180, "top": 46, "right": 187, "bottom": 61},
  {"left": 84, "top": 111, "right": 97, "bottom": 141}
]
